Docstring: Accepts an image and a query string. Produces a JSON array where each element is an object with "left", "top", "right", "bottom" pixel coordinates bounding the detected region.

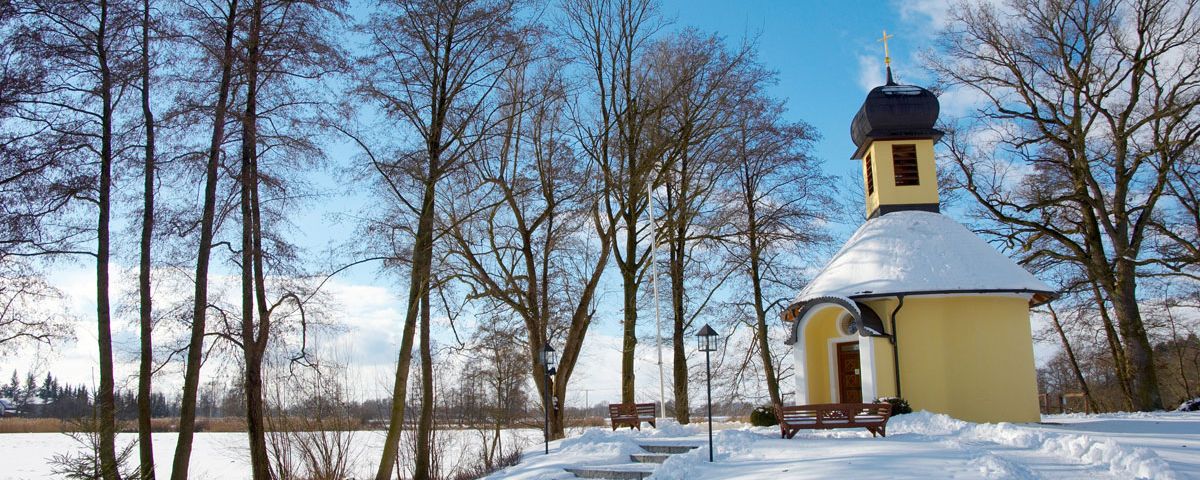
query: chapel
[{"left": 780, "top": 66, "right": 1054, "bottom": 424}]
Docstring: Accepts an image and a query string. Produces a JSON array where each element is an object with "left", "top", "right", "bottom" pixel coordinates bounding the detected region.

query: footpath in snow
[{"left": 487, "top": 411, "right": 1200, "bottom": 479}]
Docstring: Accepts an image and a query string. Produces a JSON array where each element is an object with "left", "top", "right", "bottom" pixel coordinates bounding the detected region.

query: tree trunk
[
  {"left": 1109, "top": 268, "right": 1163, "bottom": 411},
  {"left": 238, "top": 2, "right": 270, "bottom": 477},
  {"left": 621, "top": 208, "right": 639, "bottom": 404},
  {"left": 1091, "top": 281, "right": 1134, "bottom": 411},
  {"left": 95, "top": 2, "right": 119, "bottom": 477},
  {"left": 137, "top": 0, "right": 157, "bottom": 477},
  {"left": 745, "top": 199, "right": 781, "bottom": 407},
  {"left": 374, "top": 178, "right": 436, "bottom": 480},
  {"left": 414, "top": 287, "right": 434, "bottom": 479},
  {"left": 669, "top": 236, "right": 689, "bottom": 424},
  {"left": 748, "top": 220, "right": 781, "bottom": 408},
  {"left": 172, "top": 3, "right": 239, "bottom": 477},
  {"left": 547, "top": 215, "right": 611, "bottom": 440}
]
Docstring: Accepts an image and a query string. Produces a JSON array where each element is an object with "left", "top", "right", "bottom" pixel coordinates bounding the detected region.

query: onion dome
[{"left": 849, "top": 68, "right": 943, "bottom": 159}]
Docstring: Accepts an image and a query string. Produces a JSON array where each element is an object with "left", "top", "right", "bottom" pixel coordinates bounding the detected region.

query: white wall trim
[
  {"left": 859, "top": 335, "right": 878, "bottom": 401},
  {"left": 792, "top": 303, "right": 844, "bottom": 404}
]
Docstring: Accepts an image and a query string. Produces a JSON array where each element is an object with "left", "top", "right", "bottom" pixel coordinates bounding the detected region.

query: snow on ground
[
  {"left": 1, "top": 428, "right": 541, "bottom": 480},
  {"left": 487, "top": 412, "right": 1200, "bottom": 480},
  {"left": 2, "top": 414, "right": 1195, "bottom": 479}
]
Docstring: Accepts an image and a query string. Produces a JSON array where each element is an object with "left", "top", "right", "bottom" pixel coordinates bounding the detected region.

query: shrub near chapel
[{"left": 750, "top": 406, "right": 779, "bottom": 427}]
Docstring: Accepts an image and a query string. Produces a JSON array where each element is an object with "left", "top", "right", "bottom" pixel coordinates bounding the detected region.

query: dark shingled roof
[{"left": 850, "top": 69, "right": 943, "bottom": 159}]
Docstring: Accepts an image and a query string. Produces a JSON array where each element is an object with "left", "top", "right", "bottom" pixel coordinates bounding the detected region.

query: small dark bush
[
  {"left": 877, "top": 397, "right": 912, "bottom": 415},
  {"left": 1178, "top": 397, "right": 1200, "bottom": 412},
  {"left": 749, "top": 405, "right": 778, "bottom": 426}
]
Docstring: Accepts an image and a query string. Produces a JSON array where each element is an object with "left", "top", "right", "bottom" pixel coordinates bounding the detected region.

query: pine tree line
[{"left": 0, "top": 370, "right": 173, "bottom": 420}]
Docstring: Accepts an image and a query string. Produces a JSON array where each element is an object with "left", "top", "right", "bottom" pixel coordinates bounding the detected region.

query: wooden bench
[
  {"left": 608, "top": 402, "right": 657, "bottom": 431},
  {"left": 774, "top": 403, "right": 892, "bottom": 439}
]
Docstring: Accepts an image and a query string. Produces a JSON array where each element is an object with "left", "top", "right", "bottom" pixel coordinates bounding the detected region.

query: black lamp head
[{"left": 696, "top": 324, "right": 719, "bottom": 352}]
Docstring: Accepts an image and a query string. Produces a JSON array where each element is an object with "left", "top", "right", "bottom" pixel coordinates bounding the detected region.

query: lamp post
[
  {"left": 540, "top": 343, "right": 558, "bottom": 455},
  {"left": 696, "top": 324, "right": 719, "bottom": 462}
]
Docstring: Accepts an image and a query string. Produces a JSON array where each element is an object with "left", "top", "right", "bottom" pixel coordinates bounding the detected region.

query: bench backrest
[
  {"left": 776, "top": 403, "right": 891, "bottom": 425},
  {"left": 609, "top": 402, "right": 657, "bottom": 419}
]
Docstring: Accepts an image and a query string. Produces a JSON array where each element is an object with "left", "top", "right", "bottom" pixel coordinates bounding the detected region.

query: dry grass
[
  {"left": 0, "top": 417, "right": 251, "bottom": 434},
  {"left": 1, "top": 415, "right": 609, "bottom": 434},
  {"left": 0, "top": 417, "right": 69, "bottom": 433},
  {"left": 566, "top": 417, "right": 608, "bottom": 428}
]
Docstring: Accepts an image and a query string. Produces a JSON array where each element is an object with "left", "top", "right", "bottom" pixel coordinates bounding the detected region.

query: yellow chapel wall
[
  {"left": 862, "top": 139, "right": 939, "bottom": 218},
  {"left": 870, "top": 295, "right": 1041, "bottom": 423},
  {"left": 796, "top": 295, "right": 1039, "bottom": 423},
  {"left": 801, "top": 308, "right": 842, "bottom": 404}
]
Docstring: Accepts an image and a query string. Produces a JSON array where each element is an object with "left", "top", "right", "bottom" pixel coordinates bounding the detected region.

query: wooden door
[{"left": 836, "top": 341, "right": 862, "bottom": 403}]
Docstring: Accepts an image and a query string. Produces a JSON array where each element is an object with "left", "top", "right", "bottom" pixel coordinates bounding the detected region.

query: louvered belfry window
[
  {"left": 892, "top": 144, "right": 920, "bottom": 186},
  {"left": 865, "top": 152, "right": 875, "bottom": 194}
]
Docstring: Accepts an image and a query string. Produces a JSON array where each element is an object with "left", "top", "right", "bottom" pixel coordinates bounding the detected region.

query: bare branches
[{"left": 928, "top": 0, "right": 1200, "bottom": 411}]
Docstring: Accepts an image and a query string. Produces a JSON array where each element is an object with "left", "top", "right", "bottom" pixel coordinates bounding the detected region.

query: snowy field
[
  {"left": 1, "top": 428, "right": 541, "bottom": 480},
  {"left": 2, "top": 413, "right": 1197, "bottom": 479},
  {"left": 488, "top": 412, "right": 1200, "bottom": 480}
]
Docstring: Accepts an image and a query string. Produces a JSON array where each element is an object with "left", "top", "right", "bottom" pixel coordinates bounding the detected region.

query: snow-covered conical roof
[{"left": 794, "top": 211, "right": 1053, "bottom": 305}]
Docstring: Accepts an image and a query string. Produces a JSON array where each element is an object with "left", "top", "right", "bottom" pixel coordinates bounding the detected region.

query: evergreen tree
[
  {"left": 39, "top": 372, "right": 56, "bottom": 401},
  {"left": 0, "top": 370, "right": 15, "bottom": 398},
  {"left": 5, "top": 370, "right": 18, "bottom": 398},
  {"left": 21, "top": 372, "right": 37, "bottom": 407}
]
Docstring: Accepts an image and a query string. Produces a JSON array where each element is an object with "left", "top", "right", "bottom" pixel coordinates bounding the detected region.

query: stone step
[
  {"left": 629, "top": 453, "right": 671, "bottom": 464},
  {"left": 565, "top": 464, "right": 657, "bottom": 479},
  {"left": 637, "top": 444, "right": 700, "bottom": 454}
]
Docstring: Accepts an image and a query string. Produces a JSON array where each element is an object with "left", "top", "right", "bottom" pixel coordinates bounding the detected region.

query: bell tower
[{"left": 850, "top": 32, "right": 943, "bottom": 219}]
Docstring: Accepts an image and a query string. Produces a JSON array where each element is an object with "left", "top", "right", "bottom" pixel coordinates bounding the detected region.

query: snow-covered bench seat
[
  {"left": 774, "top": 403, "right": 893, "bottom": 439},
  {"left": 609, "top": 402, "right": 657, "bottom": 431}
]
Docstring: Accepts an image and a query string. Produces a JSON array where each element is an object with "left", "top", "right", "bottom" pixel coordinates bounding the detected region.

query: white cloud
[
  {"left": 896, "top": 0, "right": 953, "bottom": 32},
  {"left": 857, "top": 54, "right": 886, "bottom": 92}
]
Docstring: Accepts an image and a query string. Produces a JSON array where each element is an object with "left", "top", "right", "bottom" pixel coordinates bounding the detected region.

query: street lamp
[
  {"left": 540, "top": 343, "right": 558, "bottom": 455},
  {"left": 696, "top": 324, "right": 719, "bottom": 462}
]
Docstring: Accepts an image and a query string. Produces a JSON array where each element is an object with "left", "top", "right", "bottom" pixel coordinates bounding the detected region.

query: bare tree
[
  {"left": 221, "top": 1, "right": 347, "bottom": 477},
  {"left": 1154, "top": 148, "right": 1200, "bottom": 279},
  {"left": 10, "top": 2, "right": 141, "bottom": 478},
  {"left": 928, "top": 0, "right": 1200, "bottom": 411},
  {"left": 723, "top": 90, "right": 825, "bottom": 408},
  {"left": 1038, "top": 292, "right": 1102, "bottom": 412},
  {"left": 443, "top": 55, "right": 611, "bottom": 438},
  {"left": 171, "top": 1, "right": 241, "bottom": 477},
  {"left": 354, "top": 1, "right": 525, "bottom": 477},
  {"left": 646, "top": 30, "right": 761, "bottom": 423},
  {"left": 0, "top": 4, "right": 77, "bottom": 356},
  {"left": 561, "top": 0, "right": 670, "bottom": 404},
  {"left": 135, "top": 1, "right": 158, "bottom": 478}
]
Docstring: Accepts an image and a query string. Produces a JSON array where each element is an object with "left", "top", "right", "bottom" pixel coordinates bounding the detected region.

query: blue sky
[
  {"left": 22, "top": 1, "right": 985, "bottom": 405},
  {"left": 656, "top": 0, "right": 948, "bottom": 177},
  {"left": 286, "top": 0, "right": 968, "bottom": 402}
]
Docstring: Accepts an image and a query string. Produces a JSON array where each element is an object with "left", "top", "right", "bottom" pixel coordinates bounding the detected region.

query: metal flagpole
[{"left": 647, "top": 181, "right": 666, "bottom": 420}]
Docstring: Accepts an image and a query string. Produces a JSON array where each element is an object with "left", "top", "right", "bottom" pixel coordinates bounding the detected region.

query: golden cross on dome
[{"left": 879, "top": 30, "right": 894, "bottom": 67}]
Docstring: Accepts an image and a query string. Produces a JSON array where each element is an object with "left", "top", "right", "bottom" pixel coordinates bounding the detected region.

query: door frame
[
  {"left": 835, "top": 340, "right": 864, "bottom": 403},
  {"left": 794, "top": 305, "right": 880, "bottom": 405},
  {"left": 827, "top": 335, "right": 858, "bottom": 402}
]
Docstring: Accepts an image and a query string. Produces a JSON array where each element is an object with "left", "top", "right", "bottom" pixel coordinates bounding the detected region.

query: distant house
[{"left": 0, "top": 398, "right": 19, "bottom": 417}]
